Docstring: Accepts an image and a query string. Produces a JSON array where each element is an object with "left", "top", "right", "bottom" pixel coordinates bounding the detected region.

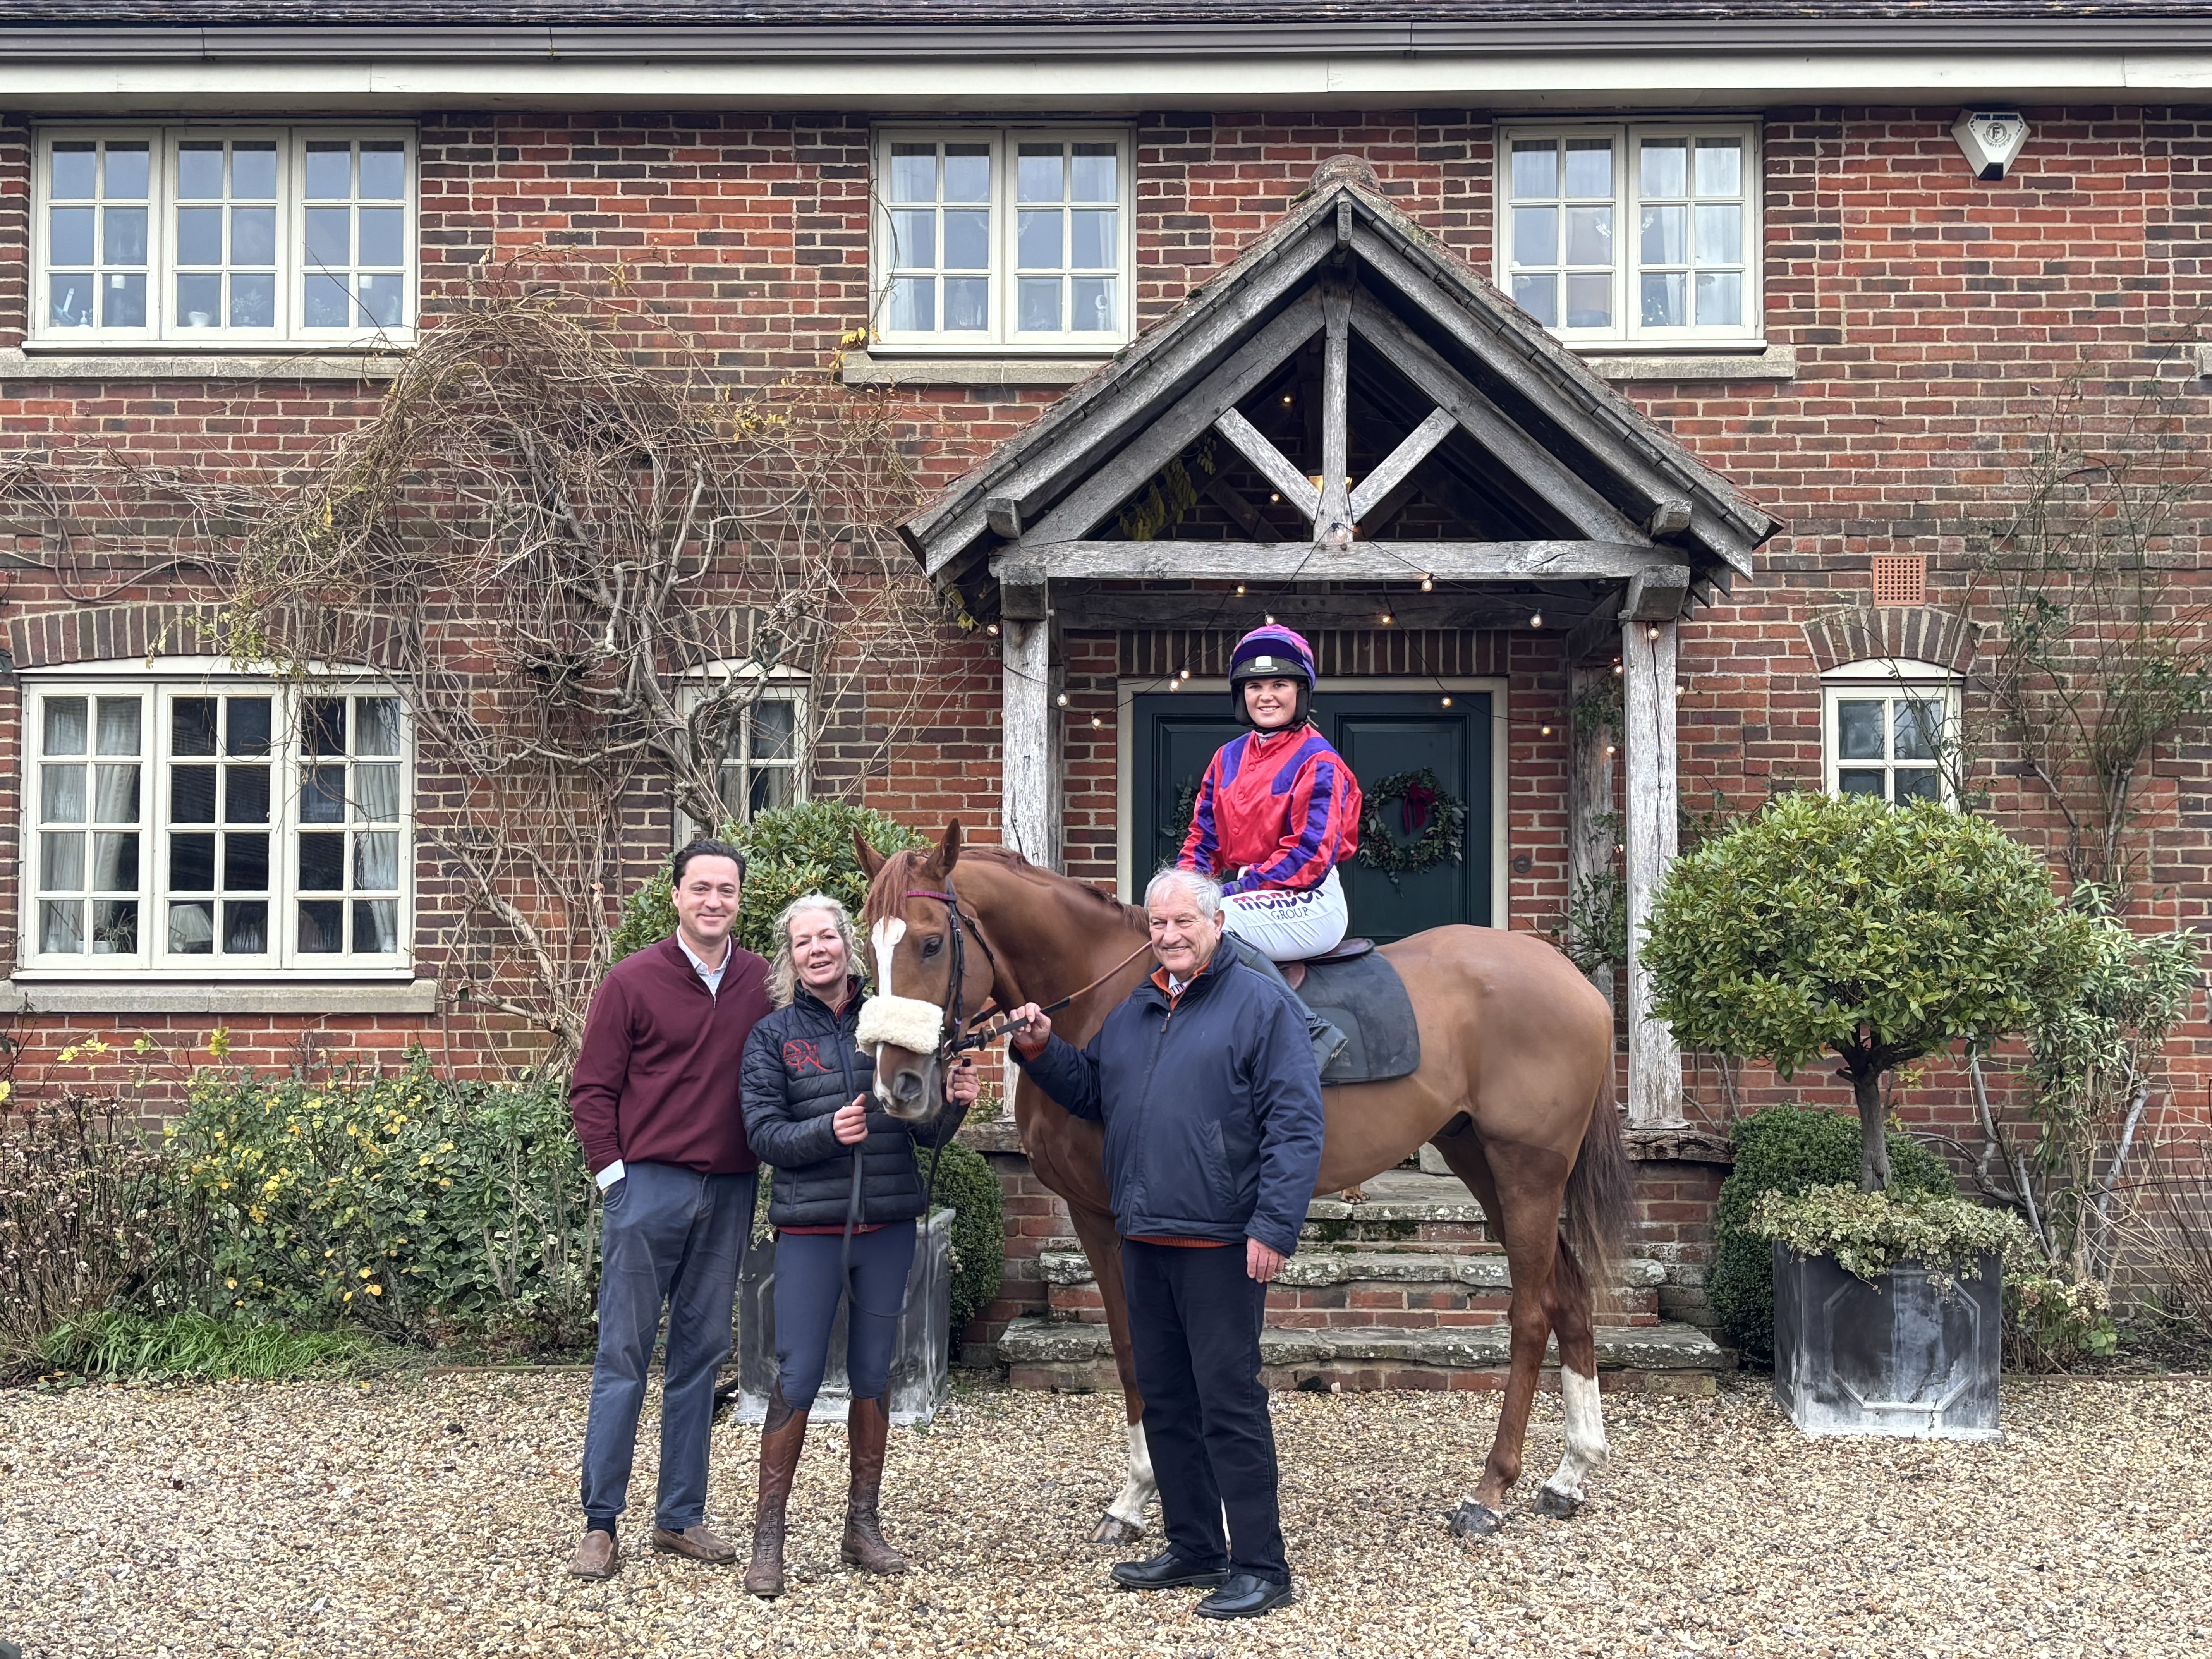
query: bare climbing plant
[{"left": 0, "top": 256, "right": 951, "bottom": 1058}]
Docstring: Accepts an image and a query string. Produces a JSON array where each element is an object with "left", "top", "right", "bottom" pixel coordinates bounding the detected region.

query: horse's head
[{"left": 854, "top": 819, "right": 994, "bottom": 1120}]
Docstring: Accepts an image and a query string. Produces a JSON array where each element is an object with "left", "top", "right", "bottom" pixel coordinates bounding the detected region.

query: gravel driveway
[{"left": 2, "top": 1372, "right": 2206, "bottom": 1658}]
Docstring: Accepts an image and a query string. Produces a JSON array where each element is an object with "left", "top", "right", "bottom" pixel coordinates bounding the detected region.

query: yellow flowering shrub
[{"left": 171, "top": 1057, "right": 593, "bottom": 1341}]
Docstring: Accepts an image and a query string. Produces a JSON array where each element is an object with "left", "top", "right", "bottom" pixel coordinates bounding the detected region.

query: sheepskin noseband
[{"left": 856, "top": 993, "right": 944, "bottom": 1056}]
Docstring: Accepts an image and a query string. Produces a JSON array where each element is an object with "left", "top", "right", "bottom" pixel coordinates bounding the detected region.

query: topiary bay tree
[{"left": 1647, "top": 791, "right": 2095, "bottom": 1192}]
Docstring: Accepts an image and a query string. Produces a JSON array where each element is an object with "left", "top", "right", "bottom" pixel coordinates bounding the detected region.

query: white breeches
[{"left": 1219, "top": 866, "right": 1348, "bottom": 962}]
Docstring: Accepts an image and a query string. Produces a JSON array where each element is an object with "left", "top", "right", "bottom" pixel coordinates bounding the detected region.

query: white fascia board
[{"left": 0, "top": 49, "right": 2202, "bottom": 113}]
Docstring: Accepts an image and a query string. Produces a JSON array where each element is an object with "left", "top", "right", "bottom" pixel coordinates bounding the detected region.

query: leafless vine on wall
[{"left": 0, "top": 256, "right": 955, "bottom": 1058}]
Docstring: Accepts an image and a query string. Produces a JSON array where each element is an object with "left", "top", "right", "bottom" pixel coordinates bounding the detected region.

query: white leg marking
[
  {"left": 1541, "top": 1365, "right": 1610, "bottom": 1505},
  {"left": 1106, "top": 1419, "right": 1157, "bottom": 1528}
]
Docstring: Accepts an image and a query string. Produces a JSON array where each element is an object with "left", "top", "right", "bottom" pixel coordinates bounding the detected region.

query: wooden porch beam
[
  {"left": 1622, "top": 617, "right": 1685, "bottom": 1126},
  {"left": 1345, "top": 288, "right": 1651, "bottom": 547},
  {"left": 997, "top": 538, "right": 1674, "bottom": 586},
  {"left": 1001, "top": 616, "right": 1059, "bottom": 869},
  {"left": 1048, "top": 583, "right": 1589, "bottom": 634},
  {"left": 1201, "top": 475, "right": 1276, "bottom": 542},
  {"left": 1317, "top": 283, "right": 1353, "bottom": 544},
  {"left": 1566, "top": 659, "right": 1616, "bottom": 1008},
  {"left": 1212, "top": 408, "right": 1322, "bottom": 523},
  {"left": 1349, "top": 405, "right": 1455, "bottom": 523},
  {"left": 1022, "top": 289, "right": 1326, "bottom": 549}
]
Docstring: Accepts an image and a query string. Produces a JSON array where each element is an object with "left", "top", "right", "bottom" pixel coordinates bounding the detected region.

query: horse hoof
[
  {"left": 1091, "top": 1514, "right": 1145, "bottom": 1546},
  {"left": 1447, "top": 1501, "right": 1506, "bottom": 1539},
  {"left": 1535, "top": 1486, "right": 1583, "bottom": 1520}
]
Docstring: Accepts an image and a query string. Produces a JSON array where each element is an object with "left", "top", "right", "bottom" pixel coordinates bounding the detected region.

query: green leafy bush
[
  {"left": 170, "top": 1057, "right": 596, "bottom": 1345},
  {"left": 1711, "top": 1105, "right": 1953, "bottom": 1362},
  {"left": 1649, "top": 792, "right": 2094, "bottom": 1190},
  {"left": 1750, "top": 1183, "right": 2026, "bottom": 1286},
  {"left": 924, "top": 1135, "right": 1006, "bottom": 1340},
  {"left": 610, "top": 801, "right": 930, "bottom": 964}
]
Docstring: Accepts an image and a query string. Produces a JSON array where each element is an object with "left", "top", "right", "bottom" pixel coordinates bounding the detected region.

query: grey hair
[
  {"left": 767, "top": 892, "right": 866, "bottom": 1009},
  {"left": 1144, "top": 865, "right": 1224, "bottom": 918}
]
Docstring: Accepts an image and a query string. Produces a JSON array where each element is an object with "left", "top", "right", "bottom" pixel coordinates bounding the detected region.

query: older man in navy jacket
[{"left": 1008, "top": 865, "right": 1324, "bottom": 1620}]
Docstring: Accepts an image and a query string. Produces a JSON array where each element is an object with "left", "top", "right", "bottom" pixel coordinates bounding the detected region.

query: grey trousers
[{"left": 579, "top": 1160, "right": 755, "bottom": 1532}]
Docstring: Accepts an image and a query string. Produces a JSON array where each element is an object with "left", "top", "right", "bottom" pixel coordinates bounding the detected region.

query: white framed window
[
  {"left": 17, "top": 668, "right": 412, "bottom": 975},
  {"left": 675, "top": 674, "right": 810, "bottom": 837},
  {"left": 1496, "top": 120, "right": 1761, "bottom": 347},
  {"left": 871, "top": 128, "right": 1132, "bottom": 352},
  {"left": 33, "top": 126, "right": 414, "bottom": 347},
  {"left": 1822, "top": 660, "right": 1961, "bottom": 807}
]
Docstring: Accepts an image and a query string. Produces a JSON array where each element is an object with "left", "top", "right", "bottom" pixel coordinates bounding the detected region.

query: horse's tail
[{"left": 1561, "top": 1063, "right": 1632, "bottom": 1287}]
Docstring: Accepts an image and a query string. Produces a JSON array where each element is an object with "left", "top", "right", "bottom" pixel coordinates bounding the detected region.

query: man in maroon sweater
[{"left": 567, "top": 838, "right": 773, "bottom": 1580}]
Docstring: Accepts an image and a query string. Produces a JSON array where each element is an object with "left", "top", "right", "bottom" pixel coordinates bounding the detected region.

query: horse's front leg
[{"left": 1065, "top": 1198, "right": 1156, "bottom": 1543}]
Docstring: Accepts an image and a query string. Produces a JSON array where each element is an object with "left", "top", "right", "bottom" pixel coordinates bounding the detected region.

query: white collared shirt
[{"left": 677, "top": 931, "right": 730, "bottom": 1000}]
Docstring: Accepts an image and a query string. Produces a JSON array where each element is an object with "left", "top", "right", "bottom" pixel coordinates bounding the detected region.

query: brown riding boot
[
  {"left": 743, "top": 1390, "right": 809, "bottom": 1599},
  {"left": 839, "top": 1394, "right": 909, "bottom": 1574}
]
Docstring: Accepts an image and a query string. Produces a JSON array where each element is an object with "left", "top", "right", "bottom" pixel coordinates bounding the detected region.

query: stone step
[
  {"left": 1303, "top": 1168, "right": 1492, "bottom": 1244},
  {"left": 998, "top": 1315, "right": 1732, "bottom": 1396},
  {"left": 1038, "top": 1246, "right": 1663, "bottom": 1293}
]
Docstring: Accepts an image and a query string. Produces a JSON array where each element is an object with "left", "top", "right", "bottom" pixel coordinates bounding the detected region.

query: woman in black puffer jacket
[{"left": 736, "top": 893, "right": 976, "bottom": 1598}]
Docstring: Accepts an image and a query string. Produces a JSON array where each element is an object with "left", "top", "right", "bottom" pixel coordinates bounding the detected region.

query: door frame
[{"left": 1115, "top": 673, "right": 1510, "bottom": 927}]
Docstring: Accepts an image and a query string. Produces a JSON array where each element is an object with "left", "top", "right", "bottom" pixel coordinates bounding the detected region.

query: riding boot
[
  {"left": 744, "top": 1388, "right": 809, "bottom": 1598},
  {"left": 1236, "top": 940, "right": 1350, "bottom": 1077},
  {"left": 839, "top": 1395, "right": 909, "bottom": 1574}
]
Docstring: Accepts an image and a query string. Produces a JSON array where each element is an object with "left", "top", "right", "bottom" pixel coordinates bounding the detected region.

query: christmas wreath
[{"left": 1356, "top": 768, "right": 1466, "bottom": 885}]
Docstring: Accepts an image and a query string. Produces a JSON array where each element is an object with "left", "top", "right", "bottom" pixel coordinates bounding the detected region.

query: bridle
[{"left": 892, "top": 878, "right": 1154, "bottom": 1066}]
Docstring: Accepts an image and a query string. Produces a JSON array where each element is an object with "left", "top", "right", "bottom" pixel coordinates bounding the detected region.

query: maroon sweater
[{"left": 569, "top": 935, "right": 772, "bottom": 1178}]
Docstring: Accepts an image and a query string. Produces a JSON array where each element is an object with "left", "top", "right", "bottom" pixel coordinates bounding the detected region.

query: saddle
[{"left": 1279, "top": 940, "right": 1421, "bottom": 1086}]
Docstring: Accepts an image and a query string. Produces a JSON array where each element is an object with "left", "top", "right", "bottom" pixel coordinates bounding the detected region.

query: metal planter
[
  {"left": 1772, "top": 1242, "right": 2002, "bottom": 1441},
  {"left": 729, "top": 1209, "right": 953, "bottom": 1427}
]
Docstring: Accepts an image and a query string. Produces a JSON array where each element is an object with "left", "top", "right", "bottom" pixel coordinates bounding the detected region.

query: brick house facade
[{"left": 3, "top": 5, "right": 2211, "bottom": 1369}]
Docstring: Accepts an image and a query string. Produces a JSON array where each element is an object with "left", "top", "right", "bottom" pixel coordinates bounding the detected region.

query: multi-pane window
[
  {"left": 1498, "top": 122, "right": 1760, "bottom": 345},
  {"left": 874, "top": 129, "right": 1131, "bottom": 350},
  {"left": 675, "top": 682, "right": 808, "bottom": 838},
  {"left": 21, "top": 678, "right": 410, "bottom": 973},
  {"left": 1823, "top": 668, "right": 1959, "bottom": 807},
  {"left": 34, "top": 127, "right": 413, "bottom": 345}
]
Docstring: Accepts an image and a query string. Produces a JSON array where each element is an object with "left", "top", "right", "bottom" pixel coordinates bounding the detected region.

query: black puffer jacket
[{"left": 739, "top": 979, "right": 968, "bottom": 1229}]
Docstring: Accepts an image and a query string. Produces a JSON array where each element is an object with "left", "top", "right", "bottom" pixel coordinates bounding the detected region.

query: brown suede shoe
[
  {"left": 651, "top": 1525, "right": 738, "bottom": 1565},
  {"left": 567, "top": 1530, "right": 618, "bottom": 1580}
]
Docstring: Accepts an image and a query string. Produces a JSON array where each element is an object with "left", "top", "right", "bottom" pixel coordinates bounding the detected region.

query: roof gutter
[{"left": 2, "top": 20, "right": 2209, "bottom": 110}]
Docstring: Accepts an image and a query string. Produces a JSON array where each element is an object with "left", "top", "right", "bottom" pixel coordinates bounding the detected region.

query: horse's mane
[{"left": 865, "top": 841, "right": 1145, "bottom": 929}]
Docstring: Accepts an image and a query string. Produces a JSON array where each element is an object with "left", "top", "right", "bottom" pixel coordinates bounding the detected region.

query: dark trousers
[
  {"left": 579, "top": 1161, "right": 754, "bottom": 1531},
  {"left": 1121, "top": 1238, "right": 1289, "bottom": 1583},
  {"left": 773, "top": 1222, "right": 918, "bottom": 1407}
]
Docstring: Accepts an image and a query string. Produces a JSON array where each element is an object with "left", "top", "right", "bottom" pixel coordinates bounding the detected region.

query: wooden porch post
[
  {"left": 1000, "top": 603, "right": 1060, "bottom": 869},
  {"left": 1621, "top": 617, "right": 1685, "bottom": 1125},
  {"left": 1565, "top": 661, "right": 1615, "bottom": 1008}
]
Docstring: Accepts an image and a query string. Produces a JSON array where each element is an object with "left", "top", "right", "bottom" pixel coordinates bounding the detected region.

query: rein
[{"left": 898, "top": 883, "right": 1151, "bottom": 1060}]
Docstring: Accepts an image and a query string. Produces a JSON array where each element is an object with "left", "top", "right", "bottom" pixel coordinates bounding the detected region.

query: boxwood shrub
[{"left": 1711, "top": 1104, "right": 1953, "bottom": 1362}]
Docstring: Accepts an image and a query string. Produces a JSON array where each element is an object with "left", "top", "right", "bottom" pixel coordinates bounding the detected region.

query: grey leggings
[{"left": 773, "top": 1222, "right": 918, "bottom": 1407}]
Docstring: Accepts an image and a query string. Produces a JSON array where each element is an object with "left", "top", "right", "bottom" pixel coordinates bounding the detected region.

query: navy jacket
[
  {"left": 1013, "top": 937, "right": 1325, "bottom": 1257},
  {"left": 740, "top": 979, "right": 968, "bottom": 1230}
]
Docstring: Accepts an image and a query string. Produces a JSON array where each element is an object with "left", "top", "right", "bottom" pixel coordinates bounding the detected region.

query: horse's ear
[
  {"left": 854, "top": 828, "right": 886, "bottom": 880},
  {"left": 938, "top": 819, "right": 963, "bottom": 873}
]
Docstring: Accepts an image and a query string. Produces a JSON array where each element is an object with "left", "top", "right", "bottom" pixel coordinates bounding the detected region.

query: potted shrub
[
  {"left": 1754, "top": 1184, "right": 2028, "bottom": 1439},
  {"left": 1647, "top": 793, "right": 2094, "bottom": 1434}
]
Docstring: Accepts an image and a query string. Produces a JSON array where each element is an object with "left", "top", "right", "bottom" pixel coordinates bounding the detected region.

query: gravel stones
[{"left": 2, "top": 1373, "right": 2209, "bottom": 1657}]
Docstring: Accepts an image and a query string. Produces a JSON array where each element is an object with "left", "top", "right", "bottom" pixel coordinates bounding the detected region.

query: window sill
[
  {"left": 0, "top": 347, "right": 407, "bottom": 382},
  {"left": 839, "top": 350, "right": 1113, "bottom": 388},
  {"left": 0, "top": 977, "right": 440, "bottom": 1016},
  {"left": 1579, "top": 345, "right": 1796, "bottom": 383}
]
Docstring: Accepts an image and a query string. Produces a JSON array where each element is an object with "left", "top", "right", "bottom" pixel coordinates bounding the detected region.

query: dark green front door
[{"left": 1129, "top": 691, "right": 1493, "bottom": 942}]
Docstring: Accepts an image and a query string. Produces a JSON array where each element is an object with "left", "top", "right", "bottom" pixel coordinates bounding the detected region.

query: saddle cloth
[{"left": 1284, "top": 942, "right": 1421, "bottom": 1086}]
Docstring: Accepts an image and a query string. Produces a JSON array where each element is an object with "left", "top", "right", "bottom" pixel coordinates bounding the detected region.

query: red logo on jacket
[{"left": 782, "top": 1037, "right": 835, "bottom": 1076}]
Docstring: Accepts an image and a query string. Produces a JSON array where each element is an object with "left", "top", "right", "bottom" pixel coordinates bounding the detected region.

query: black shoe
[
  {"left": 1194, "top": 1572, "right": 1295, "bottom": 1619},
  {"left": 1111, "top": 1550, "right": 1230, "bottom": 1590}
]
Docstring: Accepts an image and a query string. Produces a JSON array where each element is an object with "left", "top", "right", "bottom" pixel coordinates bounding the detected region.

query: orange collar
[{"left": 1149, "top": 949, "right": 1216, "bottom": 1007}]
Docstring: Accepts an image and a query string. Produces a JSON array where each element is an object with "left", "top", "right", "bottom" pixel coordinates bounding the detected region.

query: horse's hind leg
[
  {"left": 1427, "top": 1129, "right": 1566, "bottom": 1538},
  {"left": 1534, "top": 1237, "right": 1609, "bottom": 1519}
]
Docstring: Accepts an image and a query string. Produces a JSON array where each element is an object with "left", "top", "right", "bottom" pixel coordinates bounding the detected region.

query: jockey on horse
[{"left": 1177, "top": 623, "right": 1359, "bottom": 1073}]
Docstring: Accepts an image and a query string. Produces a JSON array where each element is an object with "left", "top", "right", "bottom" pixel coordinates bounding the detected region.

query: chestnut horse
[{"left": 857, "top": 822, "right": 1629, "bottom": 1539}]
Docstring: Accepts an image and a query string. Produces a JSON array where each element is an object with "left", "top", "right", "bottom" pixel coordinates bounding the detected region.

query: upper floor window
[
  {"left": 1496, "top": 120, "right": 1761, "bottom": 347},
  {"left": 33, "top": 127, "right": 414, "bottom": 347},
  {"left": 1822, "top": 660, "right": 1960, "bottom": 807},
  {"left": 675, "top": 674, "right": 810, "bottom": 839},
  {"left": 19, "top": 670, "right": 412, "bottom": 975},
  {"left": 871, "top": 128, "right": 1132, "bottom": 352}
]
